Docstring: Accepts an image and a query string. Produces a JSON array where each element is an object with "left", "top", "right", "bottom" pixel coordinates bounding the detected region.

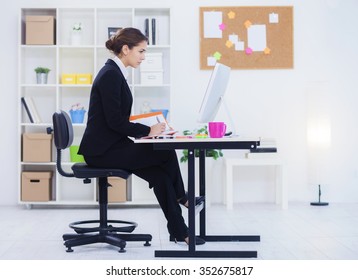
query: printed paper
[
  {"left": 203, "top": 11, "right": 223, "bottom": 38},
  {"left": 235, "top": 41, "right": 245, "bottom": 51},
  {"left": 247, "top": 24, "right": 267, "bottom": 51},
  {"left": 207, "top": 56, "right": 217, "bottom": 66},
  {"left": 269, "top": 13, "right": 279, "bottom": 23}
]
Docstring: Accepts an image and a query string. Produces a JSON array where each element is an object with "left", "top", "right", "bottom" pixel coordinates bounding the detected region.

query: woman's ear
[{"left": 122, "top": 45, "right": 129, "bottom": 56}]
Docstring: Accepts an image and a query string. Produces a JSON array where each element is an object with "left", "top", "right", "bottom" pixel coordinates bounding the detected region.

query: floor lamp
[
  {"left": 307, "top": 115, "right": 331, "bottom": 207},
  {"left": 310, "top": 184, "right": 329, "bottom": 206}
]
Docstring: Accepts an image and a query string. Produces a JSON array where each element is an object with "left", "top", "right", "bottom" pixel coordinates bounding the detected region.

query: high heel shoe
[
  {"left": 173, "top": 236, "right": 206, "bottom": 245},
  {"left": 178, "top": 192, "right": 205, "bottom": 208}
]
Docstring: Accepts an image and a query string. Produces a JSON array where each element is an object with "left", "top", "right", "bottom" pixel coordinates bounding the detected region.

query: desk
[
  {"left": 224, "top": 157, "right": 287, "bottom": 210},
  {"left": 134, "top": 137, "right": 261, "bottom": 258}
]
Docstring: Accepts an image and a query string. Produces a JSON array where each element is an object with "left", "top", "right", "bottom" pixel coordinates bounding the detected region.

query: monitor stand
[{"left": 220, "top": 96, "right": 238, "bottom": 136}]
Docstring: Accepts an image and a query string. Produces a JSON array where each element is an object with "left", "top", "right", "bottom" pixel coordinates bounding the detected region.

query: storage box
[
  {"left": 21, "top": 172, "right": 52, "bottom": 201},
  {"left": 140, "top": 71, "right": 163, "bottom": 85},
  {"left": 69, "top": 109, "right": 86, "bottom": 123},
  {"left": 69, "top": 145, "right": 85, "bottom": 162},
  {"left": 22, "top": 133, "right": 52, "bottom": 162},
  {"left": 26, "top": 16, "right": 55, "bottom": 45},
  {"left": 76, "top": 74, "right": 92, "bottom": 84},
  {"left": 61, "top": 74, "right": 76, "bottom": 84},
  {"left": 140, "top": 53, "right": 163, "bottom": 71},
  {"left": 108, "top": 177, "right": 127, "bottom": 203}
]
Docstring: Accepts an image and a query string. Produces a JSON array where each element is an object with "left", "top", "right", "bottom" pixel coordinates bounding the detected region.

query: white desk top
[{"left": 134, "top": 136, "right": 260, "bottom": 144}]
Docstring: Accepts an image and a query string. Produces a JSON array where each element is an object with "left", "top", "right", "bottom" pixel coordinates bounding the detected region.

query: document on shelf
[{"left": 130, "top": 111, "right": 177, "bottom": 138}]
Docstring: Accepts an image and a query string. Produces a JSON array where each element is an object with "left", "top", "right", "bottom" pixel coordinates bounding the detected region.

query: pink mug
[{"left": 208, "top": 122, "right": 226, "bottom": 138}]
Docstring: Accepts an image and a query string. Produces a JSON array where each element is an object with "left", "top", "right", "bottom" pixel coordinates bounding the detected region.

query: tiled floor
[{"left": 0, "top": 202, "right": 358, "bottom": 260}]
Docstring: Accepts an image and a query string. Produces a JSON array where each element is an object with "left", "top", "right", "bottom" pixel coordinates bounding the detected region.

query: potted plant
[
  {"left": 180, "top": 125, "right": 224, "bottom": 163},
  {"left": 34, "top": 67, "right": 50, "bottom": 84},
  {"left": 71, "top": 22, "right": 82, "bottom": 45}
]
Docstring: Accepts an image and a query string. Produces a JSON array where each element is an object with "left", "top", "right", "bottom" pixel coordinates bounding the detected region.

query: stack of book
[{"left": 246, "top": 138, "right": 278, "bottom": 159}]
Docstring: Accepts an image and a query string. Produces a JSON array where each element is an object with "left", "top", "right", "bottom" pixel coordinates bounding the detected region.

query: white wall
[{"left": 1, "top": 0, "right": 358, "bottom": 205}]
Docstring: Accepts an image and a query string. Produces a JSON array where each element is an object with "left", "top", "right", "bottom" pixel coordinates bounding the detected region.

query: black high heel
[
  {"left": 171, "top": 235, "right": 206, "bottom": 245},
  {"left": 178, "top": 192, "right": 205, "bottom": 208},
  {"left": 175, "top": 236, "right": 206, "bottom": 245}
]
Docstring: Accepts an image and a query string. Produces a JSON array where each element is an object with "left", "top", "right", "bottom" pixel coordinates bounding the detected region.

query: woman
[{"left": 78, "top": 27, "right": 204, "bottom": 245}]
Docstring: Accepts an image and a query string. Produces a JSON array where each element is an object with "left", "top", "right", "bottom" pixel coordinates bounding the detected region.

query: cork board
[{"left": 200, "top": 6, "right": 293, "bottom": 70}]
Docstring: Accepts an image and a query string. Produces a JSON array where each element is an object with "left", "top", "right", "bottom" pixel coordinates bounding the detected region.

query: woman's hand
[{"left": 149, "top": 123, "right": 166, "bottom": 136}]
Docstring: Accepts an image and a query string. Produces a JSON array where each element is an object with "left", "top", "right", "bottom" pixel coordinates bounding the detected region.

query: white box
[
  {"left": 140, "top": 71, "right": 163, "bottom": 85},
  {"left": 140, "top": 53, "right": 163, "bottom": 71}
]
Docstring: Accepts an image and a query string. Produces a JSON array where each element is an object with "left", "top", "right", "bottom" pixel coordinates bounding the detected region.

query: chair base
[
  {"left": 63, "top": 219, "right": 152, "bottom": 253},
  {"left": 69, "top": 219, "right": 137, "bottom": 234}
]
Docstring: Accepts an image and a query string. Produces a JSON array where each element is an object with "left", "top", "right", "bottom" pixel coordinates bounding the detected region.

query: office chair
[{"left": 52, "top": 110, "right": 152, "bottom": 253}]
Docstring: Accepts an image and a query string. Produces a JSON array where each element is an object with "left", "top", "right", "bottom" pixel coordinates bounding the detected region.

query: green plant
[
  {"left": 180, "top": 125, "right": 224, "bottom": 163},
  {"left": 34, "top": 67, "right": 50, "bottom": 74},
  {"left": 72, "top": 22, "right": 82, "bottom": 31}
]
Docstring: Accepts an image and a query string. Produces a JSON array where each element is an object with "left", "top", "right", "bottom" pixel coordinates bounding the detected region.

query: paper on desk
[{"left": 130, "top": 111, "right": 176, "bottom": 137}]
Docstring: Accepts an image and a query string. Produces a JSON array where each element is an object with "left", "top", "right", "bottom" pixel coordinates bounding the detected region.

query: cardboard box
[
  {"left": 61, "top": 74, "right": 76, "bottom": 84},
  {"left": 22, "top": 133, "right": 52, "bottom": 162},
  {"left": 26, "top": 16, "right": 55, "bottom": 45},
  {"left": 140, "top": 71, "right": 163, "bottom": 85},
  {"left": 21, "top": 172, "right": 52, "bottom": 201},
  {"left": 108, "top": 177, "right": 127, "bottom": 203},
  {"left": 76, "top": 74, "right": 92, "bottom": 84},
  {"left": 140, "top": 53, "right": 163, "bottom": 71}
]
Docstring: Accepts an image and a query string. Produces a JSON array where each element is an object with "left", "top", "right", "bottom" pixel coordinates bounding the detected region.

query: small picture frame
[{"left": 108, "top": 27, "right": 122, "bottom": 39}]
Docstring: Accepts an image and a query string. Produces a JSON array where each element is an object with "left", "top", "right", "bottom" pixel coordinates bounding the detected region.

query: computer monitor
[{"left": 197, "top": 63, "right": 231, "bottom": 123}]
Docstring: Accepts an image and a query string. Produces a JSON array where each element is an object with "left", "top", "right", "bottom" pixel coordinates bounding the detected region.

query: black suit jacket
[{"left": 79, "top": 59, "right": 150, "bottom": 156}]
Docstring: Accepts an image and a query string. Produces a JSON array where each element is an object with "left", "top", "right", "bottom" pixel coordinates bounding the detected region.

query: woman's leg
[
  {"left": 84, "top": 142, "right": 188, "bottom": 239},
  {"left": 85, "top": 142, "right": 186, "bottom": 200},
  {"left": 133, "top": 166, "right": 188, "bottom": 239}
]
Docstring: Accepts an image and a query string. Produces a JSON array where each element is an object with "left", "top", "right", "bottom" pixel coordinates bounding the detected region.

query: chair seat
[{"left": 71, "top": 163, "right": 131, "bottom": 179}]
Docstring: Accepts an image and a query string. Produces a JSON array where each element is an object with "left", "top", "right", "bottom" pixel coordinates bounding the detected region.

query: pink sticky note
[
  {"left": 245, "top": 47, "right": 253, "bottom": 55},
  {"left": 219, "top": 23, "right": 226, "bottom": 31}
]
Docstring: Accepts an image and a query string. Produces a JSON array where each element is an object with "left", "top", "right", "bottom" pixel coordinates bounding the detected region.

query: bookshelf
[{"left": 18, "top": 7, "right": 171, "bottom": 206}]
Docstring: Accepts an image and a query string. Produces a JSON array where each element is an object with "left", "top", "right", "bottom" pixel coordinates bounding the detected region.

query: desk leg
[
  {"left": 188, "top": 148, "right": 196, "bottom": 252},
  {"left": 155, "top": 149, "right": 259, "bottom": 258},
  {"left": 226, "top": 160, "right": 234, "bottom": 210},
  {"left": 199, "top": 149, "right": 206, "bottom": 237},
  {"left": 276, "top": 164, "right": 287, "bottom": 209}
]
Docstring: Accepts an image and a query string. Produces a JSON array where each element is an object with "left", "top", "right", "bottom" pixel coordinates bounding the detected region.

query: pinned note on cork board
[{"left": 200, "top": 6, "right": 293, "bottom": 69}]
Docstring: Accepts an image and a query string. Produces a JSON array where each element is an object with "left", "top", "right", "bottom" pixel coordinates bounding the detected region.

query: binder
[
  {"left": 151, "top": 18, "right": 156, "bottom": 45},
  {"left": 21, "top": 97, "right": 34, "bottom": 123},
  {"left": 144, "top": 18, "right": 150, "bottom": 44},
  {"left": 144, "top": 17, "right": 157, "bottom": 45},
  {"left": 22, "top": 97, "right": 42, "bottom": 123}
]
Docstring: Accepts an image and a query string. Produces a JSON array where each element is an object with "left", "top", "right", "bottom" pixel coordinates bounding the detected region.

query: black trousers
[{"left": 84, "top": 140, "right": 188, "bottom": 239}]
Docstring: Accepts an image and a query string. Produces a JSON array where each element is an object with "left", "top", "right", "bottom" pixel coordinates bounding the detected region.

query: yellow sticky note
[
  {"left": 228, "top": 11, "right": 235, "bottom": 19},
  {"left": 264, "top": 47, "right": 271, "bottom": 54},
  {"left": 226, "top": 40, "right": 234, "bottom": 48},
  {"left": 244, "top": 20, "right": 252, "bottom": 29}
]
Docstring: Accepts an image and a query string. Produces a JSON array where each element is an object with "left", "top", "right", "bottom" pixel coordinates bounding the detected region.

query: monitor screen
[{"left": 197, "top": 63, "right": 231, "bottom": 123}]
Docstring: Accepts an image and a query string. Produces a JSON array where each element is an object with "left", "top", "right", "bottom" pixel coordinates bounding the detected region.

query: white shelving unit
[{"left": 18, "top": 7, "right": 171, "bottom": 206}]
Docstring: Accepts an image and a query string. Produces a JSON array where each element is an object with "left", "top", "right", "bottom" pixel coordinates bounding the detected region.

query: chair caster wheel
[
  {"left": 144, "top": 241, "right": 151, "bottom": 247},
  {"left": 118, "top": 247, "right": 126, "bottom": 253},
  {"left": 66, "top": 247, "right": 74, "bottom": 253}
]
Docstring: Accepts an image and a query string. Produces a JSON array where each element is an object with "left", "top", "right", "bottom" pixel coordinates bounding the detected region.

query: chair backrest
[
  {"left": 52, "top": 110, "right": 75, "bottom": 178},
  {"left": 53, "top": 110, "right": 74, "bottom": 150}
]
